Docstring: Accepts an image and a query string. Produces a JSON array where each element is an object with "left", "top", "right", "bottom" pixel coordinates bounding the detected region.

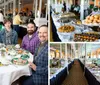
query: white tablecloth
[
  {"left": 50, "top": 61, "right": 69, "bottom": 79},
  {"left": 0, "top": 51, "right": 33, "bottom": 85},
  {"left": 88, "top": 68, "right": 100, "bottom": 82},
  {"left": 0, "top": 65, "right": 31, "bottom": 85}
]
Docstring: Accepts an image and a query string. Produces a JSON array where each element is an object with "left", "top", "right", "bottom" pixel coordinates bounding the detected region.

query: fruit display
[
  {"left": 74, "top": 33, "right": 100, "bottom": 42},
  {"left": 58, "top": 25, "right": 75, "bottom": 33},
  {"left": 83, "top": 14, "right": 100, "bottom": 25}
]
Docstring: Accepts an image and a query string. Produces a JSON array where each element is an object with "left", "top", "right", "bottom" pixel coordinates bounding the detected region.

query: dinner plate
[{"left": 11, "top": 58, "right": 28, "bottom": 65}]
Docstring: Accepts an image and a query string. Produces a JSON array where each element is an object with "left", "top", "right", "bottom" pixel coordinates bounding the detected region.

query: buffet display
[
  {"left": 52, "top": 10, "right": 100, "bottom": 42},
  {"left": 83, "top": 14, "right": 100, "bottom": 26},
  {"left": 58, "top": 25, "right": 75, "bottom": 33},
  {"left": 60, "top": 12, "right": 76, "bottom": 18},
  {"left": 86, "top": 58, "right": 100, "bottom": 82},
  {"left": 74, "top": 33, "right": 100, "bottom": 42},
  {"left": 50, "top": 58, "right": 66, "bottom": 77},
  {"left": 58, "top": 12, "right": 77, "bottom": 23}
]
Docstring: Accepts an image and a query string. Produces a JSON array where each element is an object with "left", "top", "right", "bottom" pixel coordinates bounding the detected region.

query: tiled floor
[{"left": 62, "top": 60, "right": 88, "bottom": 85}]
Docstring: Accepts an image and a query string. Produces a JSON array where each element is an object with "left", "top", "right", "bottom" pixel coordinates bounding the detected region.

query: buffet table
[
  {"left": 50, "top": 66, "right": 67, "bottom": 79},
  {"left": 79, "top": 59, "right": 100, "bottom": 84},
  {"left": 0, "top": 44, "right": 33, "bottom": 85},
  {"left": 87, "top": 67, "right": 100, "bottom": 82},
  {"left": 85, "top": 67, "right": 100, "bottom": 85},
  {"left": 50, "top": 66, "right": 67, "bottom": 85},
  {"left": 50, "top": 61, "right": 74, "bottom": 85},
  {"left": 52, "top": 13, "right": 93, "bottom": 42}
]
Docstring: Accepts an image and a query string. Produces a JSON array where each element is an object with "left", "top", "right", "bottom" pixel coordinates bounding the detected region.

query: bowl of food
[
  {"left": 21, "top": 54, "right": 30, "bottom": 60},
  {"left": 15, "top": 44, "right": 20, "bottom": 49},
  {"left": 17, "top": 49, "right": 23, "bottom": 54},
  {"left": 58, "top": 25, "right": 75, "bottom": 33}
]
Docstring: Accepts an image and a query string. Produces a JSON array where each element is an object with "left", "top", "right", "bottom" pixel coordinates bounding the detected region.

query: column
[
  {"left": 66, "top": 0, "right": 69, "bottom": 12},
  {"left": 13, "top": 0, "right": 16, "bottom": 16},
  {"left": 33, "top": 0, "right": 35, "bottom": 13},
  {"left": 9, "top": 3, "right": 10, "bottom": 13},
  {"left": 60, "top": 44, "right": 62, "bottom": 59},
  {"left": 5, "top": 5, "right": 7, "bottom": 15},
  {"left": 84, "top": 43, "right": 87, "bottom": 74},
  {"left": 4, "top": 0, "right": 6, "bottom": 16},
  {"left": 65, "top": 43, "right": 69, "bottom": 74},
  {"left": 81, "top": 45, "right": 82, "bottom": 61},
  {"left": 78, "top": 45, "right": 79, "bottom": 59},
  {"left": 65, "top": 43, "right": 67, "bottom": 65},
  {"left": 65, "top": 43, "right": 67, "bottom": 61},
  {"left": 9, "top": 2, "right": 11, "bottom": 13},
  {"left": 35, "top": 0, "right": 38, "bottom": 18},
  {"left": 18, "top": 0, "right": 20, "bottom": 13},
  {"left": 54, "top": 51, "right": 56, "bottom": 58},
  {"left": 62, "top": 0, "right": 64, "bottom": 4},
  {"left": 39, "top": 0, "right": 42, "bottom": 18},
  {"left": 46, "top": 2, "right": 47, "bottom": 19},
  {"left": 80, "top": 0, "right": 85, "bottom": 20},
  {"left": 7, "top": 5, "right": 8, "bottom": 14},
  {"left": 94, "top": 0, "right": 96, "bottom": 6},
  {"left": 71, "top": 44, "right": 72, "bottom": 59},
  {"left": 55, "top": 0, "right": 57, "bottom": 12},
  {"left": 70, "top": 44, "right": 72, "bottom": 60},
  {"left": 91, "top": 45, "right": 92, "bottom": 58}
]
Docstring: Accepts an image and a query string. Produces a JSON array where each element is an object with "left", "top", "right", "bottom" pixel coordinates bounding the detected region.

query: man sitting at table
[
  {"left": 21, "top": 25, "right": 48, "bottom": 85},
  {"left": 21, "top": 22, "right": 40, "bottom": 55},
  {"left": 0, "top": 19, "right": 18, "bottom": 45}
]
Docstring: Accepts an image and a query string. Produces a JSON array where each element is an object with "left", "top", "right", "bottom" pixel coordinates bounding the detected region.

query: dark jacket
[
  {"left": 0, "top": 29, "right": 18, "bottom": 44},
  {"left": 32, "top": 42, "right": 48, "bottom": 85}
]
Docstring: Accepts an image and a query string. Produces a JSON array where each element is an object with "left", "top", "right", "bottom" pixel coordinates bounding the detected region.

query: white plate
[{"left": 82, "top": 20, "right": 100, "bottom": 26}]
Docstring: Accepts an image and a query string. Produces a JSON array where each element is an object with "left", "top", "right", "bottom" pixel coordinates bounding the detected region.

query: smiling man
[
  {"left": 22, "top": 25, "right": 48, "bottom": 85},
  {"left": 21, "top": 22, "right": 40, "bottom": 55}
]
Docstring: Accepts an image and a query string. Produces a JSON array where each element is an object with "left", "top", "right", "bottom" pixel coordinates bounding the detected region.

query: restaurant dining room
[
  {"left": 50, "top": 0, "right": 100, "bottom": 42},
  {"left": 0, "top": 0, "right": 48, "bottom": 42},
  {"left": 0, "top": 0, "right": 48, "bottom": 85},
  {"left": 50, "top": 43, "right": 100, "bottom": 85}
]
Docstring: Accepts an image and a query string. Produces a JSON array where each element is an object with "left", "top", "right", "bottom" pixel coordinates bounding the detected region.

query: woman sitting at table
[{"left": 0, "top": 19, "right": 18, "bottom": 45}]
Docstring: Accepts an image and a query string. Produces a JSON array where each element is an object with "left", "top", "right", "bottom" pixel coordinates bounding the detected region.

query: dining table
[{"left": 0, "top": 44, "right": 33, "bottom": 85}]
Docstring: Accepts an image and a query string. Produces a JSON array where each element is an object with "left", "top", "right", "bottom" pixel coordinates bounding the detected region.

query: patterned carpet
[{"left": 62, "top": 60, "right": 88, "bottom": 85}]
